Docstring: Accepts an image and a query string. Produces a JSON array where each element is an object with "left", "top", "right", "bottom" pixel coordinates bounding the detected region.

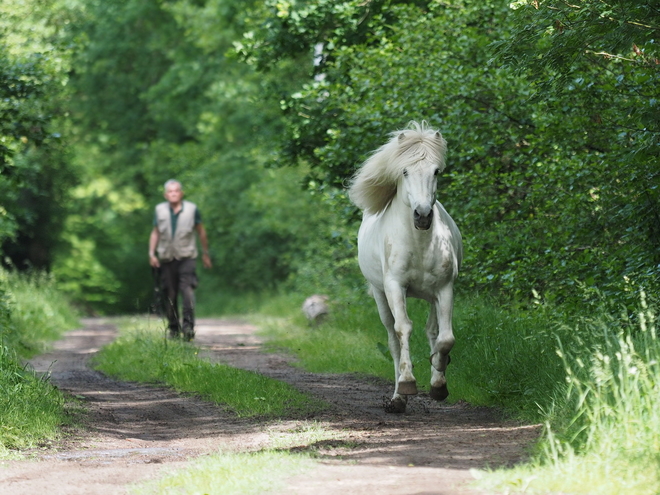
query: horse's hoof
[
  {"left": 430, "top": 384, "right": 449, "bottom": 401},
  {"left": 384, "top": 397, "right": 407, "bottom": 414},
  {"left": 397, "top": 381, "right": 418, "bottom": 396}
]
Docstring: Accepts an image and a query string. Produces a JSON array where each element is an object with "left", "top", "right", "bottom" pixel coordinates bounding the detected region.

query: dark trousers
[{"left": 160, "top": 258, "right": 198, "bottom": 338}]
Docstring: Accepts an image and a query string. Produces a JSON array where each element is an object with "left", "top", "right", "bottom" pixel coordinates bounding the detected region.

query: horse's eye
[
  {"left": 403, "top": 169, "right": 409, "bottom": 177},
  {"left": 433, "top": 169, "right": 439, "bottom": 176}
]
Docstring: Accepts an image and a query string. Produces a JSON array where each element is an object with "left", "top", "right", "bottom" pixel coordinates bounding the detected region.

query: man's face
[{"left": 164, "top": 183, "right": 183, "bottom": 205}]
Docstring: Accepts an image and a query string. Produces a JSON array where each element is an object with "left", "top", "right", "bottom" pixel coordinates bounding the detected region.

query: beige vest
[{"left": 155, "top": 200, "right": 198, "bottom": 262}]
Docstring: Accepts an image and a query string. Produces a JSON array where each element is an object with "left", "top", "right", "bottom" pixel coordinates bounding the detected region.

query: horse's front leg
[
  {"left": 382, "top": 279, "right": 417, "bottom": 398},
  {"left": 427, "top": 285, "right": 455, "bottom": 401},
  {"left": 372, "top": 288, "right": 407, "bottom": 413}
]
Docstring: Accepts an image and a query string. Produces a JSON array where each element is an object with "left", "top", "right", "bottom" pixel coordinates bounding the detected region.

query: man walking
[{"left": 148, "top": 180, "right": 212, "bottom": 340}]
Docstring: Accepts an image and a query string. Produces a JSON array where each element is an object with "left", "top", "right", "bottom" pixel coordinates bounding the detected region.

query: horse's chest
[{"left": 384, "top": 239, "right": 453, "bottom": 288}]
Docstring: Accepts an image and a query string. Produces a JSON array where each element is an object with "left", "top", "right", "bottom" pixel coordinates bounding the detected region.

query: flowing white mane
[{"left": 348, "top": 121, "right": 447, "bottom": 214}]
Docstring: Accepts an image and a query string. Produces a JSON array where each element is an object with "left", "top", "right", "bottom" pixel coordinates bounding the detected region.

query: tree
[
  {"left": 241, "top": 0, "right": 660, "bottom": 305},
  {"left": 0, "top": 34, "right": 75, "bottom": 269},
  {"left": 51, "top": 0, "right": 327, "bottom": 311},
  {"left": 494, "top": 0, "right": 660, "bottom": 301}
]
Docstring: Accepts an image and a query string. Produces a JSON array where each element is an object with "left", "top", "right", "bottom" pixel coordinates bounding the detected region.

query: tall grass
[
  {"left": 2, "top": 269, "right": 79, "bottom": 356},
  {"left": 0, "top": 268, "right": 79, "bottom": 457},
  {"left": 0, "top": 344, "right": 69, "bottom": 455},
  {"left": 93, "top": 318, "right": 326, "bottom": 418},
  {"left": 481, "top": 294, "right": 660, "bottom": 494}
]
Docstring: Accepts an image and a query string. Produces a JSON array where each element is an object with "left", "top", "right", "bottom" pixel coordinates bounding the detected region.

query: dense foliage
[
  {"left": 1, "top": 0, "right": 657, "bottom": 313},
  {"left": 239, "top": 0, "right": 659, "bottom": 306},
  {"left": 494, "top": 0, "right": 660, "bottom": 303},
  {"left": 0, "top": 3, "right": 75, "bottom": 270}
]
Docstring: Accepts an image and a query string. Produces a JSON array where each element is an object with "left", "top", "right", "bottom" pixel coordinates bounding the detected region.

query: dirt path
[{"left": 0, "top": 317, "right": 540, "bottom": 494}]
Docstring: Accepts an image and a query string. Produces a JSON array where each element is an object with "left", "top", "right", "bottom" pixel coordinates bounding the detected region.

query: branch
[{"left": 585, "top": 50, "right": 636, "bottom": 63}]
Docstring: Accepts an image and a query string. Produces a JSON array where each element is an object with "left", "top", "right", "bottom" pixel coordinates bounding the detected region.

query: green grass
[
  {"left": 133, "top": 449, "right": 314, "bottom": 495},
  {"left": 477, "top": 295, "right": 660, "bottom": 494},
  {"left": 450, "top": 295, "right": 567, "bottom": 418},
  {"left": 0, "top": 268, "right": 80, "bottom": 457},
  {"left": 248, "top": 289, "right": 660, "bottom": 494},
  {"left": 133, "top": 420, "right": 352, "bottom": 495},
  {"left": 257, "top": 299, "right": 393, "bottom": 378},
  {"left": 0, "top": 343, "right": 72, "bottom": 456},
  {"left": 258, "top": 291, "right": 564, "bottom": 420},
  {"left": 1, "top": 269, "right": 79, "bottom": 357},
  {"left": 92, "top": 318, "right": 326, "bottom": 418}
]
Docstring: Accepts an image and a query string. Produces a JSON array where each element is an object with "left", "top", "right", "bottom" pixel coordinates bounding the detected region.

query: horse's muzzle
[{"left": 413, "top": 208, "right": 433, "bottom": 230}]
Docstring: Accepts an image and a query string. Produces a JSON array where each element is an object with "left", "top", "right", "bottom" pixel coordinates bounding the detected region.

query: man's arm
[
  {"left": 149, "top": 227, "right": 160, "bottom": 268},
  {"left": 195, "top": 223, "right": 212, "bottom": 269}
]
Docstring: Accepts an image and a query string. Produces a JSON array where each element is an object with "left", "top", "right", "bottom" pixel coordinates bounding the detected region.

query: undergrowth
[
  {"left": 479, "top": 294, "right": 660, "bottom": 494},
  {"left": 0, "top": 268, "right": 79, "bottom": 457},
  {"left": 1, "top": 269, "right": 79, "bottom": 357}
]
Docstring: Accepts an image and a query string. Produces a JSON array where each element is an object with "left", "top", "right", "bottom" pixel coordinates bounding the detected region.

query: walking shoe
[{"left": 182, "top": 327, "right": 195, "bottom": 342}]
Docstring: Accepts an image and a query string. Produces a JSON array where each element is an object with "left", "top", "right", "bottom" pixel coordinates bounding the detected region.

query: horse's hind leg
[
  {"left": 427, "top": 286, "right": 455, "bottom": 401},
  {"left": 372, "top": 287, "right": 409, "bottom": 413}
]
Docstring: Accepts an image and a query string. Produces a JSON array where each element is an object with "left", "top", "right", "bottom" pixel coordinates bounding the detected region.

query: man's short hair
[{"left": 164, "top": 179, "right": 182, "bottom": 192}]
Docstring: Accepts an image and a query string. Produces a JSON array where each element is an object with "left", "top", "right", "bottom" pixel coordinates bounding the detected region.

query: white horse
[{"left": 348, "top": 122, "right": 463, "bottom": 413}]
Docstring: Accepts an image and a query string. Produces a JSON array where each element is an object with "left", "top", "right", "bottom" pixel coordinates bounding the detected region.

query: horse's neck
[
  {"left": 389, "top": 192, "right": 429, "bottom": 234},
  {"left": 390, "top": 192, "right": 441, "bottom": 240}
]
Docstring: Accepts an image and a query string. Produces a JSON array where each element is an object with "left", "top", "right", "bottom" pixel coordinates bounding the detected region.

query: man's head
[{"left": 163, "top": 179, "right": 184, "bottom": 205}]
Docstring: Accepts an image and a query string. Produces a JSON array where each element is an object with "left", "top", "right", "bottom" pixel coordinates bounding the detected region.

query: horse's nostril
[{"left": 414, "top": 208, "right": 433, "bottom": 221}]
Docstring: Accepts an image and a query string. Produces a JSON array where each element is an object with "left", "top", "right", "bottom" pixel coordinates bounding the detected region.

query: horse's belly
[
  {"left": 357, "top": 244, "right": 385, "bottom": 289},
  {"left": 403, "top": 269, "right": 447, "bottom": 299},
  {"left": 356, "top": 215, "right": 386, "bottom": 284}
]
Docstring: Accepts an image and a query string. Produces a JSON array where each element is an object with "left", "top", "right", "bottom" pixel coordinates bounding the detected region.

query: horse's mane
[{"left": 348, "top": 121, "right": 447, "bottom": 214}]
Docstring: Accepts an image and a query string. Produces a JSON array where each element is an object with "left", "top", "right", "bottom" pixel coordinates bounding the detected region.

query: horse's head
[
  {"left": 397, "top": 132, "right": 444, "bottom": 231},
  {"left": 348, "top": 123, "right": 446, "bottom": 220},
  {"left": 400, "top": 162, "right": 438, "bottom": 230}
]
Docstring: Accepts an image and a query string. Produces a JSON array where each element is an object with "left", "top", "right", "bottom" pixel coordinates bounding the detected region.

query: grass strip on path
[
  {"left": 132, "top": 419, "right": 351, "bottom": 494},
  {"left": 92, "top": 318, "right": 326, "bottom": 418},
  {"left": 132, "top": 450, "right": 313, "bottom": 495}
]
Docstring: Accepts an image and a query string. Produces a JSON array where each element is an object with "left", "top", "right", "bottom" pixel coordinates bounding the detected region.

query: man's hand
[
  {"left": 149, "top": 227, "right": 160, "bottom": 268},
  {"left": 202, "top": 252, "right": 212, "bottom": 269},
  {"left": 149, "top": 254, "right": 160, "bottom": 268}
]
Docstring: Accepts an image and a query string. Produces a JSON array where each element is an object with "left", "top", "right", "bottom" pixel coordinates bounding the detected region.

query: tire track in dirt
[{"left": 0, "top": 317, "right": 540, "bottom": 494}]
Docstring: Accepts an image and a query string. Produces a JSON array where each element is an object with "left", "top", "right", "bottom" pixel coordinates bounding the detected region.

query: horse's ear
[
  {"left": 398, "top": 132, "right": 406, "bottom": 141},
  {"left": 435, "top": 131, "right": 442, "bottom": 140}
]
